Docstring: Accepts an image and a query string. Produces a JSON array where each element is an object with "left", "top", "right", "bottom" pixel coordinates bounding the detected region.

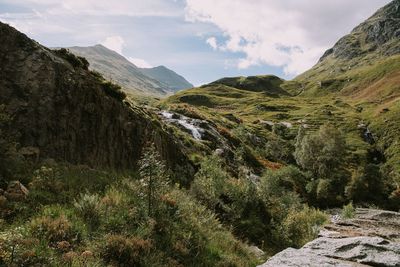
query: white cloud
[
  {"left": 128, "top": 57, "right": 153, "bottom": 68},
  {"left": 184, "top": 0, "right": 391, "bottom": 75},
  {"left": 206, "top": 37, "right": 218, "bottom": 50},
  {"left": 101, "top": 35, "right": 125, "bottom": 54},
  {"left": 1, "top": 0, "right": 182, "bottom": 17}
]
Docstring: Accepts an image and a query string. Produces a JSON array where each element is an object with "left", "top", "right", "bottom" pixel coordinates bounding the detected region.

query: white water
[{"left": 160, "top": 111, "right": 204, "bottom": 140}]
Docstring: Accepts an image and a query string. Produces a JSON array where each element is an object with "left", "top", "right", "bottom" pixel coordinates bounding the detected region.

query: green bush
[
  {"left": 29, "top": 205, "right": 86, "bottom": 246},
  {"left": 100, "top": 234, "right": 152, "bottom": 266},
  {"left": 190, "top": 155, "right": 228, "bottom": 211},
  {"left": 74, "top": 193, "right": 102, "bottom": 232},
  {"left": 101, "top": 81, "right": 126, "bottom": 101},
  {"left": 345, "top": 164, "right": 386, "bottom": 204},
  {"left": 276, "top": 206, "right": 328, "bottom": 248},
  {"left": 54, "top": 48, "right": 89, "bottom": 70},
  {"left": 341, "top": 202, "right": 355, "bottom": 219}
]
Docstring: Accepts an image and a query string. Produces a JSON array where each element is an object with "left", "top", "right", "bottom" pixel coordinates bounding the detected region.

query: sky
[{"left": 0, "top": 0, "right": 392, "bottom": 86}]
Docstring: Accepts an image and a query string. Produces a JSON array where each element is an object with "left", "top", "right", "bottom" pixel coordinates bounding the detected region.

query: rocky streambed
[{"left": 259, "top": 208, "right": 400, "bottom": 267}]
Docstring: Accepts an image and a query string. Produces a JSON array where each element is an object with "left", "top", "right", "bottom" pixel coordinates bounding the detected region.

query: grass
[
  {"left": 342, "top": 202, "right": 356, "bottom": 219},
  {"left": 0, "top": 163, "right": 261, "bottom": 267}
]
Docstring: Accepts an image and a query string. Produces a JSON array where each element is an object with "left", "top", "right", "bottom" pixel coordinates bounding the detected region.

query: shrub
[
  {"left": 0, "top": 228, "right": 52, "bottom": 267},
  {"left": 74, "top": 193, "right": 102, "bottom": 232},
  {"left": 100, "top": 234, "right": 152, "bottom": 266},
  {"left": 190, "top": 155, "right": 228, "bottom": 210},
  {"left": 261, "top": 166, "right": 308, "bottom": 199},
  {"left": 54, "top": 48, "right": 89, "bottom": 70},
  {"left": 345, "top": 164, "right": 386, "bottom": 204},
  {"left": 29, "top": 207, "right": 85, "bottom": 246},
  {"left": 277, "top": 206, "right": 328, "bottom": 248},
  {"left": 341, "top": 202, "right": 355, "bottom": 219},
  {"left": 264, "top": 136, "right": 294, "bottom": 163},
  {"left": 101, "top": 81, "right": 126, "bottom": 101}
]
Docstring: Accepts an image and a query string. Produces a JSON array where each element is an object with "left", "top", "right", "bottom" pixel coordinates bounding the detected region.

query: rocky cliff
[
  {"left": 0, "top": 22, "right": 194, "bottom": 177},
  {"left": 297, "top": 0, "right": 400, "bottom": 88}
]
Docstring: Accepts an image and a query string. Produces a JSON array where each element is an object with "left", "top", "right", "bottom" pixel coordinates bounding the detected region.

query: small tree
[
  {"left": 294, "top": 124, "right": 349, "bottom": 206},
  {"left": 190, "top": 155, "right": 228, "bottom": 210},
  {"left": 138, "top": 144, "right": 169, "bottom": 217},
  {"left": 295, "top": 124, "right": 347, "bottom": 178}
]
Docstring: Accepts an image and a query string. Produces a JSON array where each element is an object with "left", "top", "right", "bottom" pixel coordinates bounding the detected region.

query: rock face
[
  {"left": 0, "top": 22, "right": 194, "bottom": 177},
  {"left": 320, "top": 0, "right": 400, "bottom": 62},
  {"left": 259, "top": 208, "right": 400, "bottom": 267}
]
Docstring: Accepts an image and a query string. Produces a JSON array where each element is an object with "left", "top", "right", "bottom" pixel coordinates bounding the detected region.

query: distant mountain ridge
[
  {"left": 66, "top": 44, "right": 193, "bottom": 96},
  {"left": 296, "top": 0, "right": 400, "bottom": 97}
]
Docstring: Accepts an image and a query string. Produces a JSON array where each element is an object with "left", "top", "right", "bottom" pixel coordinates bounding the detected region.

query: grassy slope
[
  {"left": 165, "top": 78, "right": 370, "bottom": 167},
  {"left": 164, "top": 53, "right": 400, "bottom": 183}
]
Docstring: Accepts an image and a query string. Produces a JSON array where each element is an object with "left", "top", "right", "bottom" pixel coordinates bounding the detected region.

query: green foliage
[
  {"left": 74, "top": 193, "right": 102, "bottom": 232},
  {"left": 28, "top": 164, "right": 116, "bottom": 209},
  {"left": 138, "top": 144, "right": 169, "bottom": 217},
  {"left": 29, "top": 206, "right": 86, "bottom": 246},
  {"left": 274, "top": 206, "right": 328, "bottom": 248},
  {"left": 191, "top": 155, "right": 228, "bottom": 210},
  {"left": 264, "top": 136, "right": 294, "bottom": 163},
  {"left": 341, "top": 202, "right": 355, "bottom": 219},
  {"left": 100, "top": 234, "right": 152, "bottom": 266},
  {"left": 261, "top": 166, "right": 308, "bottom": 199},
  {"left": 345, "top": 164, "right": 387, "bottom": 204},
  {"left": 294, "top": 124, "right": 350, "bottom": 206},
  {"left": 101, "top": 81, "right": 126, "bottom": 101},
  {"left": 295, "top": 124, "right": 347, "bottom": 178},
  {"left": 54, "top": 48, "right": 89, "bottom": 70}
]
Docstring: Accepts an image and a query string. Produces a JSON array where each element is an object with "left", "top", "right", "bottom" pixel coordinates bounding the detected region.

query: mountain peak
[{"left": 319, "top": 0, "right": 400, "bottom": 62}]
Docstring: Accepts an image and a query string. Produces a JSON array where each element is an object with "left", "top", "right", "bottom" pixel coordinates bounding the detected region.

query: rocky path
[{"left": 259, "top": 208, "right": 400, "bottom": 267}]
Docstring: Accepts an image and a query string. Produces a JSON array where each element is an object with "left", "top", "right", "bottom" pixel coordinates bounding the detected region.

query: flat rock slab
[
  {"left": 258, "top": 248, "right": 369, "bottom": 267},
  {"left": 259, "top": 209, "right": 400, "bottom": 267},
  {"left": 303, "top": 236, "right": 400, "bottom": 267}
]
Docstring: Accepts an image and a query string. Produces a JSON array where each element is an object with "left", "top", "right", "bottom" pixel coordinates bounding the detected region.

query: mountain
[
  {"left": 0, "top": 22, "right": 193, "bottom": 175},
  {"left": 166, "top": 0, "right": 400, "bottom": 212},
  {"left": 0, "top": 1, "right": 400, "bottom": 266},
  {"left": 140, "top": 65, "right": 194, "bottom": 92},
  {"left": 296, "top": 0, "right": 400, "bottom": 99},
  {"left": 66, "top": 44, "right": 193, "bottom": 96},
  {"left": 0, "top": 21, "right": 258, "bottom": 267}
]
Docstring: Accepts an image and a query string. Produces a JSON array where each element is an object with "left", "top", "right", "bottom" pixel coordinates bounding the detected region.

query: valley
[{"left": 0, "top": 0, "right": 399, "bottom": 266}]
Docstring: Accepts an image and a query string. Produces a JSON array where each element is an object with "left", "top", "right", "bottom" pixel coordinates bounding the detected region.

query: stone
[
  {"left": 248, "top": 246, "right": 265, "bottom": 259},
  {"left": 4, "top": 181, "right": 29, "bottom": 201},
  {"left": 258, "top": 248, "right": 367, "bottom": 267},
  {"left": 259, "top": 209, "right": 400, "bottom": 267},
  {"left": 304, "top": 236, "right": 400, "bottom": 266}
]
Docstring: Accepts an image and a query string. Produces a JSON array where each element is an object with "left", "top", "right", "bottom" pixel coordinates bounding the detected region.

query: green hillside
[{"left": 0, "top": 0, "right": 400, "bottom": 266}]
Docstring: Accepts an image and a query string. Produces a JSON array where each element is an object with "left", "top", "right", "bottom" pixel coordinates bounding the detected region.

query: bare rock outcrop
[
  {"left": 0, "top": 22, "right": 194, "bottom": 179},
  {"left": 259, "top": 208, "right": 400, "bottom": 267}
]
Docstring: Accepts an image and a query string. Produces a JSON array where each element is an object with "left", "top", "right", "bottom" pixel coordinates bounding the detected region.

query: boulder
[{"left": 4, "top": 181, "right": 29, "bottom": 201}]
